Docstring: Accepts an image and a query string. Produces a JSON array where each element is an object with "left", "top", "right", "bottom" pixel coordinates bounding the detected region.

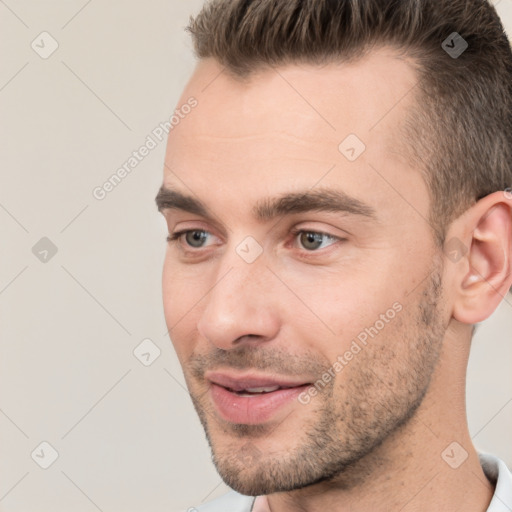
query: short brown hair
[{"left": 187, "top": 0, "right": 512, "bottom": 244}]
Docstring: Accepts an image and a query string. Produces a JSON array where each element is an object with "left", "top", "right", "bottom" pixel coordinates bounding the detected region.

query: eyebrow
[{"left": 155, "top": 185, "right": 376, "bottom": 221}]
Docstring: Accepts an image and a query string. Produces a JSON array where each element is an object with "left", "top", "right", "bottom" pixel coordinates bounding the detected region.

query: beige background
[{"left": 0, "top": 1, "right": 511, "bottom": 511}]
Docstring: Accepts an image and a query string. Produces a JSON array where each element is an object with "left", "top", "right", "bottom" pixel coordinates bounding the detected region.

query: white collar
[{"left": 480, "top": 453, "right": 512, "bottom": 511}]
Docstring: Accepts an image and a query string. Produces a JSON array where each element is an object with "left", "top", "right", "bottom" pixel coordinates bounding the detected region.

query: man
[{"left": 155, "top": 0, "right": 512, "bottom": 510}]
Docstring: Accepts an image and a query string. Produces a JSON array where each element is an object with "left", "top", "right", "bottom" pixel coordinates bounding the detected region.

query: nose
[{"left": 196, "top": 256, "right": 281, "bottom": 350}]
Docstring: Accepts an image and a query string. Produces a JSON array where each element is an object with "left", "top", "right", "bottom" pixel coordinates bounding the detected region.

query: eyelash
[{"left": 166, "top": 229, "right": 343, "bottom": 253}]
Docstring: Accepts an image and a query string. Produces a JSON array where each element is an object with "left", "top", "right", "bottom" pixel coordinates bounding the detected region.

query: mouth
[
  {"left": 227, "top": 385, "right": 286, "bottom": 396},
  {"left": 206, "top": 371, "right": 312, "bottom": 425}
]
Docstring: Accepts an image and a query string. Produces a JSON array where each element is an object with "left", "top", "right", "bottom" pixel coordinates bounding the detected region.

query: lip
[
  {"left": 206, "top": 371, "right": 309, "bottom": 392},
  {"left": 206, "top": 371, "right": 312, "bottom": 425}
]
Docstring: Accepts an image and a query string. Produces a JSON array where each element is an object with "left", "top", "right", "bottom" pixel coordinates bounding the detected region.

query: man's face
[{"left": 159, "top": 48, "right": 450, "bottom": 495}]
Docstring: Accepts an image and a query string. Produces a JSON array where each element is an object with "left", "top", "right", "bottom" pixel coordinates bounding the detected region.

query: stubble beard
[{"left": 186, "top": 266, "right": 446, "bottom": 496}]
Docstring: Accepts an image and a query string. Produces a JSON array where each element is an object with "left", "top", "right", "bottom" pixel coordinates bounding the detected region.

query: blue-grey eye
[
  {"left": 299, "top": 232, "right": 328, "bottom": 250},
  {"left": 185, "top": 230, "right": 208, "bottom": 248}
]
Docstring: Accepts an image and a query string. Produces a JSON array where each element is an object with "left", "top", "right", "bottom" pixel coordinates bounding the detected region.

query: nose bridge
[
  {"left": 212, "top": 235, "right": 270, "bottom": 305},
  {"left": 197, "top": 246, "right": 279, "bottom": 348}
]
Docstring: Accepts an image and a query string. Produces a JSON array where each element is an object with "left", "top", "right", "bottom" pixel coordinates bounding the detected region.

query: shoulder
[{"left": 184, "top": 490, "right": 256, "bottom": 512}]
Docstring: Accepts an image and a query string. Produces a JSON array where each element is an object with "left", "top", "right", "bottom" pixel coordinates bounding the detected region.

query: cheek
[
  {"left": 162, "top": 259, "right": 204, "bottom": 356},
  {"left": 281, "top": 267, "right": 407, "bottom": 360},
  {"left": 162, "top": 260, "right": 179, "bottom": 321},
  {"left": 278, "top": 266, "right": 386, "bottom": 326},
  {"left": 162, "top": 258, "right": 203, "bottom": 315}
]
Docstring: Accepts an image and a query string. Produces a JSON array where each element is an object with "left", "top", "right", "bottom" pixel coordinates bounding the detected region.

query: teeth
[{"left": 239, "top": 386, "right": 280, "bottom": 394}]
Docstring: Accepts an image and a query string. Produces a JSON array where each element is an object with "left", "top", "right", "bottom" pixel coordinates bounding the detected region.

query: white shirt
[{"left": 188, "top": 453, "right": 512, "bottom": 512}]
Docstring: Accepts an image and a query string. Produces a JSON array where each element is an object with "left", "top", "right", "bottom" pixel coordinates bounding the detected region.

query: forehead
[
  {"left": 163, "top": 47, "right": 428, "bottom": 222},
  {"left": 169, "top": 47, "right": 417, "bottom": 146}
]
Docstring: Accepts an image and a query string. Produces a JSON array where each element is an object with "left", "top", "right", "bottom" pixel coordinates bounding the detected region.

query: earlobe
[{"left": 451, "top": 192, "right": 512, "bottom": 325}]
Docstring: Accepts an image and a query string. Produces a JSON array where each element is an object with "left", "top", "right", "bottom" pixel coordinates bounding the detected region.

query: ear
[{"left": 448, "top": 190, "right": 512, "bottom": 324}]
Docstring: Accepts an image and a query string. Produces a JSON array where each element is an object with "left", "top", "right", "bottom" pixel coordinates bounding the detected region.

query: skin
[{"left": 157, "top": 47, "right": 512, "bottom": 511}]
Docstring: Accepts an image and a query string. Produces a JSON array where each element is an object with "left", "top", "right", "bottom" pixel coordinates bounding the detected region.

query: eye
[
  {"left": 167, "top": 228, "right": 342, "bottom": 253},
  {"left": 295, "top": 231, "right": 339, "bottom": 251},
  {"left": 167, "top": 229, "right": 212, "bottom": 248}
]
